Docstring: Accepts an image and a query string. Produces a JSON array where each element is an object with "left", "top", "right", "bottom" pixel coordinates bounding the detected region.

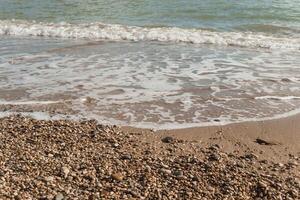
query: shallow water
[
  {"left": 0, "top": 1, "right": 299, "bottom": 129},
  {"left": 1, "top": 37, "right": 300, "bottom": 129}
]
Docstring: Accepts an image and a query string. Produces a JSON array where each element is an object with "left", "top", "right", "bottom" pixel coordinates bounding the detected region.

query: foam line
[
  {"left": 0, "top": 20, "right": 299, "bottom": 50},
  {"left": 0, "top": 100, "right": 62, "bottom": 105}
]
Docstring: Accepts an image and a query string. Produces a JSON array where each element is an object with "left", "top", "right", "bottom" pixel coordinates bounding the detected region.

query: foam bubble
[{"left": 0, "top": 19, "right": 299, "bottom": 50}]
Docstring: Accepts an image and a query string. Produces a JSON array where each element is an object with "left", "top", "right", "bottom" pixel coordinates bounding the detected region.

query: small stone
[
  {"left": 260, "top": 160, "right": 268, "bottom": 164},
  {"left": 55, "top": 193, "right": 64, "bottom": 200},
  {"left": 281, "top": 78, "right": 291, "bottom": 82},
  {"left": 83, "top": 96, "right": 96, "bottom": 104},
  {"left": 258, "top": 181, "right": 268, "bottom": 188},
  {"left": 288, "top": 161, "right": 298, "bottom": 167},
  {"left": 113, "top": 143, "right": 119, "bottom": 148},
  {"left": 160, "top": 169, "right": 172, "bottom": 175},
  {"left": 173, "top": 170, "right": 183, "bottom": 176},
  {"left": 255, "top": 138, "right": 278, "bottom": 145},
  {"left": 289, "top": 189, "right": 298, "bottom": 197},
  {"left": 209, "top": 144, "right": 220, "bottom": 151},
  {"left": 111, "top": 173, "right": 124, "bottom": 181},
  {"left": 44, "top": 176, "right": 54, "bottom": 182},
  {"left": 209, "top": 153, "right": 221, "bottom": 161},
  {"left": 62, "top": 166, "right": 70, "bottom": 178},
  {"left": 245, "top": 153, "right": 259, "bottom": 160},
  {"left": 145, "top": 165, "right": 151, "bottom": 172},
  {"left": 128, "top": 190, "right": 141, "bottom": 198},
  {"left": 192, "top": 176, "right": 199, "bottom": 181},
  {"left": 120, "top": 154, "right": 132, "bottom": 160},
  {"left": 161, "top": 136, "right": 174, "bottom": 143},
  {"left": 161, "top": 163, "right": 169, "bottom": 168},
  {"left": 176, "top": 175, "right": 187, "bottom": 180}
]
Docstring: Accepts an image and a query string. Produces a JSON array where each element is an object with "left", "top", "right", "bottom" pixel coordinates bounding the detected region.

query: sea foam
[{"left": 0, "top": 20, "right": 299, "bottom": 50}]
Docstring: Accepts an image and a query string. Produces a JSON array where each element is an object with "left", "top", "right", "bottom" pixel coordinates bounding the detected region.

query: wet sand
[{"left": 0, "top": 114, "right": 299, "bottom": 199}]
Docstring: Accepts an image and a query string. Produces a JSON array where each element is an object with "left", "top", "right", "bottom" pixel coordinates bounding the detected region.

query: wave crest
[{"left": 0, "top": 19, "right": 299, "bottom": 50}]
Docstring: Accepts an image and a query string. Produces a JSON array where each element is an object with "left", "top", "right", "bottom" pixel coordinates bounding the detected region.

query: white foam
[
  {"left": 0, "top": 111, "right": 76, "bottom": 121},
  {"left": 1, "top": 35, "right": 300, "bottom": 130},
  {"left": 0, "top": 19, "right": 299, "bottom": 50},
  {"left": 0, "top": 100, "right": 62, "bottom": 105},
  {"left": 2, "top": 105, "right": 300, "bottom": 130}
]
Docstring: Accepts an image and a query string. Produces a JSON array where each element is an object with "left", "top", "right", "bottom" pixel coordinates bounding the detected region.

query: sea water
[{"left": 0, "top": 0, "right": 300, "bottom": 129}]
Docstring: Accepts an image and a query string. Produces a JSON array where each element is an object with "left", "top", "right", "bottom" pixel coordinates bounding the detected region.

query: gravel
[{"left": 0, "top": 115, "right": 299, "bottom": 199}]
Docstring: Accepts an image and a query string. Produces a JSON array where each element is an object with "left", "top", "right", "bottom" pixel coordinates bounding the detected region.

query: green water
[{"left": 1, "top": 0, "right": 300, "bottom": 35}]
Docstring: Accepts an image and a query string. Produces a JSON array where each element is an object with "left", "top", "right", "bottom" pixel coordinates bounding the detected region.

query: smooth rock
[
  {"left": 173, "top": 170, "right": 183, "bottom": 176},
  {"left": 62, "top": 166, "right": 70, "bottom": 178},
  {"left": 111, "top": 173, "right": 124, "bottom": 181},
  {"left": 120, "top": 154, "right": 132, "bottom": 160},
  {"left": 209, "top": 153, "right": 221, "bottom": 161},
  {"left": 161, "top": 136, "right": 174, "bottom": 143},
  {"left": 45, "top": 176, "right": 54, "bottom": 182},
  {"left": 245, "top": 153, "right": 259, "bottom": 160},
  {"left": 160, "top": 169, "right": 172, "bottom": 175},
  {"left": 55, "top": 193, "right": 64, "bottom": 200}
]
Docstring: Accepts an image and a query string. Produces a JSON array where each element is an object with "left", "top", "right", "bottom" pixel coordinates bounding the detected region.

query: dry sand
[
  {"left": 125, "top": 113, "right": 300, "bottom": 164},
  {"left": 0, "top": 114, "right": 299, "bottom": 199}
]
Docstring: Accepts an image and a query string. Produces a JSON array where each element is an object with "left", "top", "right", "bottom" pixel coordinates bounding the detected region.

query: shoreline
[
  {"left": 1, "top": 110, "right": 300, "bottom": 162},
  {"left": 2, "top": 102, "right": 300, "bottom": 130},
  {"left": 0, "top": 114, "right": 299, "bottom": 199},
  {"left": 123, "top": 112, "right": 300, "bottom": 163}
]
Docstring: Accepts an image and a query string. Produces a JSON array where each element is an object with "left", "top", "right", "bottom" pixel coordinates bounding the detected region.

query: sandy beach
[{"left": 0, "top": 114, "right": 299, "bottom": 199}]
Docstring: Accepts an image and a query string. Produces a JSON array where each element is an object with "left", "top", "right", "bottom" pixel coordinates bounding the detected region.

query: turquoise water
[
  {"left": 0, "top": 1, "right": 300, "bottom": 128},
  {"left": 1, "top": 0, "right": 300, "bottom": 35}
]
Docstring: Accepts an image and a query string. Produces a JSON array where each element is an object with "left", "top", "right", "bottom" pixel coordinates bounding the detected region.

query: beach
[
  {"left": 1, "top": 0, "right": 300, "bottom": 199},
  {"left": 0, "top": 115, "right": 299, "bottom": 199}
]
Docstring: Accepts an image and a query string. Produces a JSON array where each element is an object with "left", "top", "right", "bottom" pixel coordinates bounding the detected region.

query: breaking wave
[{"left": 0, "top": 19, "right": 299, "bottom": 50}]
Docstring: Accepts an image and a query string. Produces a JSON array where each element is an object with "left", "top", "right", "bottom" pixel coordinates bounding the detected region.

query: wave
[{"left": 0, "top": 19, "right": 299, "bottom": 50}]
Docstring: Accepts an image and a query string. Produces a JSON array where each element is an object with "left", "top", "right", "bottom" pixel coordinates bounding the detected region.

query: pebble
[
  {"left": 173, "top": 170, "right": 183, "bottom": 176},
  {"left": 62, "top": 166, "right": 70, "bottom": 178},
  {"left": 55, "top": 193, "right": 64, "bottom": 200},
  {"left": 245, "top": 153, "right": 259, "bottom": 160},
  {"left": 255, "top": 138, "right": 278, "bottom": 145},
  {"left": 209, "top": 153, "right": 221, "bottom": 161},
  {"left": 160, "top": 169, "right": 172, "bottom": 175},
  {"left": 0, "top": 116, "right": 299, "bottom": 200},
  {"left": 113, "top": 143, "right": 119, "bottom": 148},
  {"left": 161, "top": 136, "right": 174, "bottom": 143},
  {"left": 176, "top": 175, "right": 187, "bottom": 180},
  {"left": 145, "top": 165, "right": 151, "bottom": 172},
  {"left": 161, "top": 163, "right": 169, "bottom": 168},
  {"left": 120, "top": 154, "right": 132, "bottom": 160},
  {"left": 209, "top": 144, "right": 220, "bottom": 151},
  {"left": 288, "top": 161, "right": 298, "bottom": 166},
  {"left": 289, "top": 189, "right": 298, "bottom": 197},
  {"left": 111, "top": 173, "right": 124, "bottom": 181},
  {"left": 128, "top": 190, "right": 141, "bottom": 198},
  {"left": 44, "top": 176, "right": 54, "bottom": 182},
  {"left": 278, "top": 163, "right": 284, "bottom": 167}
]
